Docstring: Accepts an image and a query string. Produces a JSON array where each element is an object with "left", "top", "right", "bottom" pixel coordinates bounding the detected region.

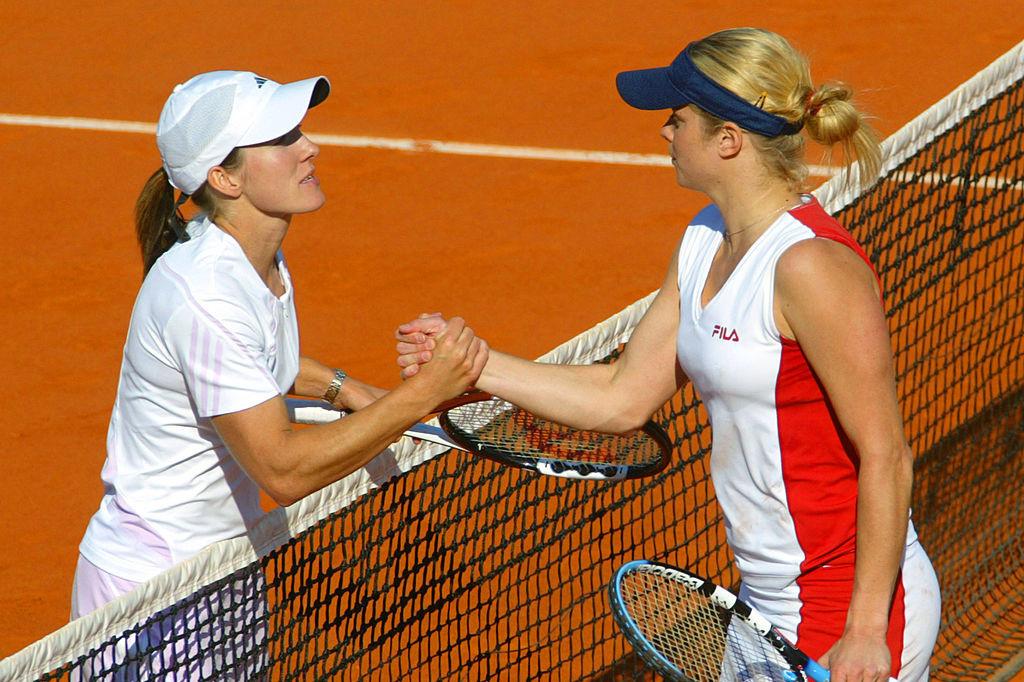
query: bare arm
[
  {"left": 292, "top": 356, "right": 387, "bottom": 411},
  {"left": 396, "top": 242, "right": 688, "bottom": 433},
  {"left": 213, "top": 318, "right": 488, "bottom": 506},
  {"left": 776, "top": 238, "right": 911, "bottom": 681}
]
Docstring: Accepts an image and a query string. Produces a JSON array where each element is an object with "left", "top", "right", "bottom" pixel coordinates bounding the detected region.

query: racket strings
[
  {"left": 446, "top": 399, "right": 664, "bottom": 467},
  {"left": 620, "top": 571, "right": 729, "bottom": 681},
  {"left": 720, "top": 624, "right": 795, "bottom": 682},
  {"left": 621, "top": 569, "right": 797, "bottom": 682}
]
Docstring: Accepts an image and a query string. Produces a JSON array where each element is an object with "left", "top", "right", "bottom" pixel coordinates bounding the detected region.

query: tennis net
[{"left": 2, "top": 39, "right": 1022, "bottom": 682}]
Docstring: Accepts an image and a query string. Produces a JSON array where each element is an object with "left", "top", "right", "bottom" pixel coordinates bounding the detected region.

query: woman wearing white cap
[
  {"left": 396, "top": 29, "right": 939, "bottom": 682},
  {"left": 75, "top": 71, "right": 488, "bottom": 619}
]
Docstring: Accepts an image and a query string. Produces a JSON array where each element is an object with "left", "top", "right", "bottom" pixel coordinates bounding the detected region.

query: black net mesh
[
  {"left": 829, "top": 71, "right": 1024, "bottom": 681},
  {"left": 26, "top": 55, "right": 1024, "bottom": 682}
]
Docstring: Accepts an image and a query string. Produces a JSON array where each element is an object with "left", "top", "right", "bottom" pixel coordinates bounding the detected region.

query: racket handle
[{"left": 803, "top": 659, "right": 830, "bottom": 681}]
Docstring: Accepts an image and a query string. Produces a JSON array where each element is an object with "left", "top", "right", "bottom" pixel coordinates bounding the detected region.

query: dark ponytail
[
  {"left": 135, "top": 168, "right": 188, "bottom": 276},
  {"left": 135, "top": 148, "right": 244, "bottom": 275}
]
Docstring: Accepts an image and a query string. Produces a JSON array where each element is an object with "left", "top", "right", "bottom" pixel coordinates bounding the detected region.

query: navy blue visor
[{"left": 616, "top": 44, "right": 802, "bottom": 137}]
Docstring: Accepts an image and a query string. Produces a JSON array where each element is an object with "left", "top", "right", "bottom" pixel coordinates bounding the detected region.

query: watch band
[{"left": 322, "top": 368, "right": 348, "bottom": 406}]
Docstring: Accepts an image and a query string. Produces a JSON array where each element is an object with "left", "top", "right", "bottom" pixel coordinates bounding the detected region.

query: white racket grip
[{"left": 286, "top": 398, "right": 345, "bottom": 424}]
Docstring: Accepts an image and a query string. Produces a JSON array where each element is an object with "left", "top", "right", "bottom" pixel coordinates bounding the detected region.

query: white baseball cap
[{"left": 156, "top": 70, "right": 331, "bottom": 194}]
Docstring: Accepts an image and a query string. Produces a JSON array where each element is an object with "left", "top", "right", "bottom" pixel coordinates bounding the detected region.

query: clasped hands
[
  {"left": 395, "top": 313, "right": 465, "bottom": 379},
  {"left": 395, "top": 314, "right": 488, "bottom": 400}
]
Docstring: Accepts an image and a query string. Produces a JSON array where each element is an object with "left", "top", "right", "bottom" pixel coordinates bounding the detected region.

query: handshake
[{"left": 394, "top": 313, "right": 489, "bottom": 403}]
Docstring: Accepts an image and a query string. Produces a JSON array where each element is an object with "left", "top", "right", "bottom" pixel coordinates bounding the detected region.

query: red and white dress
[{"left": 674, "top": 196, "right": 940, "bottom": 681}]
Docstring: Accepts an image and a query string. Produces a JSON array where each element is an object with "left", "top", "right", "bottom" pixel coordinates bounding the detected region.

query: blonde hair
[{"left": 688, "top": 28, "right": 881, "bottom": 190}]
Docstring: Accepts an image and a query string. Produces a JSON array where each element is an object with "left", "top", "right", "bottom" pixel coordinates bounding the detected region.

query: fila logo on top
[
  {"left": 711, "top": 324, "right": 740, "bottom": 342},
  {"left": 254, "top": 76, "right": 268, "bottom": 88}
]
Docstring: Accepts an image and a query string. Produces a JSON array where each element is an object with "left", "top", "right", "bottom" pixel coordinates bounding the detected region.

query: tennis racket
[
  {"left": 609, "top": 560, "right": 830, "bottom": 682},
  {"left": 438, "top": 393, "right": 673, "bottom": 480}
]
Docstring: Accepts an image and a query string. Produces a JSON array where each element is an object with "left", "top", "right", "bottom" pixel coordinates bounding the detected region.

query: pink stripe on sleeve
[{"left": 210, "top": 339, "right": 224, "bottom": 416}]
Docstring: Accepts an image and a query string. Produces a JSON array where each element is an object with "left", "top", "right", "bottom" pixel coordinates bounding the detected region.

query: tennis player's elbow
[
  {"left": 263, "top": 470, "right": 335, "bottom": 507},
  {"left": 255, "top": 449, "right": 315, "bottom": 506},
  {"left": 260, "top": 471, "right": 309, "bottom": 507},
  {"left": 616, "top": 395, "right": 666, "bottom": 433},
  {"left": 890, "top": 442, "right": 914, "bottom": 477},
  {"left": 264, "top": 485, "right": 301, "bottom": 507},
  {"left": 896, "top": 445, "right": 914, "bottom": 491},
  {"left": 598, "top": 403, "right": 653, "bottom": 434},
  {"left": 860, "top": 441, "right": 914, "bottom": 493},
  {"left": 260, "top": 446, "right": 372, "bottom": 507},
  {"left": 602, "top": 371, "right": 668, "bottom": 433}
]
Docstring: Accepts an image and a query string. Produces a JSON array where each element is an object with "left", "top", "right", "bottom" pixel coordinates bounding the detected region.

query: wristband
[{"left": 322, "top": 369, "right": 348, "bottom": 406}]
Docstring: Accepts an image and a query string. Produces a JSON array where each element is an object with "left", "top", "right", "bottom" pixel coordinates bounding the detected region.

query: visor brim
[{"left": 615, "top": 67, "right": 690, "bottom": 111}]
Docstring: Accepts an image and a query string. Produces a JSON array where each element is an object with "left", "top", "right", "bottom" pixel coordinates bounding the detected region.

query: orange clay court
[{"left": 0, "top": 0, "right": 1021, "bottom": 668}]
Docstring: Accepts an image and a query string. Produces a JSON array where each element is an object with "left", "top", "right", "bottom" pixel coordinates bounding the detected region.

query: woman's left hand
[{"left": 818, "top": 631, "right": 892, "bottom": 682}]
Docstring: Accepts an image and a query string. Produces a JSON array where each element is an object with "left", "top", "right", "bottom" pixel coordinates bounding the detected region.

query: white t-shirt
[{"left": 79, "top": 217, "right": 300, "bottom": 582}]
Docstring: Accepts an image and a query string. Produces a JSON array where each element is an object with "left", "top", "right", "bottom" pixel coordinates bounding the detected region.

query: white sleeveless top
[{"left": 675, "top": 197, "right": 917, "bottom": 584}]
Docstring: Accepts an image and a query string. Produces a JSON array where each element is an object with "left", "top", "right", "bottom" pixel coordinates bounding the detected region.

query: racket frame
[
  {"left": 608, "top": 560, "right": 830, "bottom": 682},
  {"left": 438, "top": 397, "right": 674, "bottom": 480}
]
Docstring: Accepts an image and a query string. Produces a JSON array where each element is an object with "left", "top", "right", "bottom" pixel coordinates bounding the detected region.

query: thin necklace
[{"left": 724, "top": 196, "right": 803, "bottom": 244}]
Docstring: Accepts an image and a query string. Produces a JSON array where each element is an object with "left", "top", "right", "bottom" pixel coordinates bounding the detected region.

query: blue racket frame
[{"left": 609, "top": 560, "right": 830, "bottom": 682}]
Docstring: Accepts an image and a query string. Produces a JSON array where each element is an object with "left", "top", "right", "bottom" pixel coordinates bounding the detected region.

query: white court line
[
  {"left": 0, "top": 111, "right": 839, "bottom": 177},
  {"left": 8, "top": 112, "right": 1020, "bottom": 190},
  {"left": 0, "top": 113, "right": 157, "bottom": 135}
]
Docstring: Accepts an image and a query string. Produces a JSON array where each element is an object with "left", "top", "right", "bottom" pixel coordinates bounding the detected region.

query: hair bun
[{"left": 804, "top": 89, "right": 823, "bottom": 119}]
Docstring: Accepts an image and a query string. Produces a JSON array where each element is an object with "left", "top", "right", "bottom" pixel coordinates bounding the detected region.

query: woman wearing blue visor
[{"left": 397, "top": 28, "right": 940, "bottom": 681}]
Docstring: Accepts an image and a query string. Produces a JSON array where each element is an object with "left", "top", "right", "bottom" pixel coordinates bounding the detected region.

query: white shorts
[
  {"left": 69, "top": 553, "right": 267, "bottom": 680},
  {"left": 71, "top": 553, "right": 141, "bottom": 620}
]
